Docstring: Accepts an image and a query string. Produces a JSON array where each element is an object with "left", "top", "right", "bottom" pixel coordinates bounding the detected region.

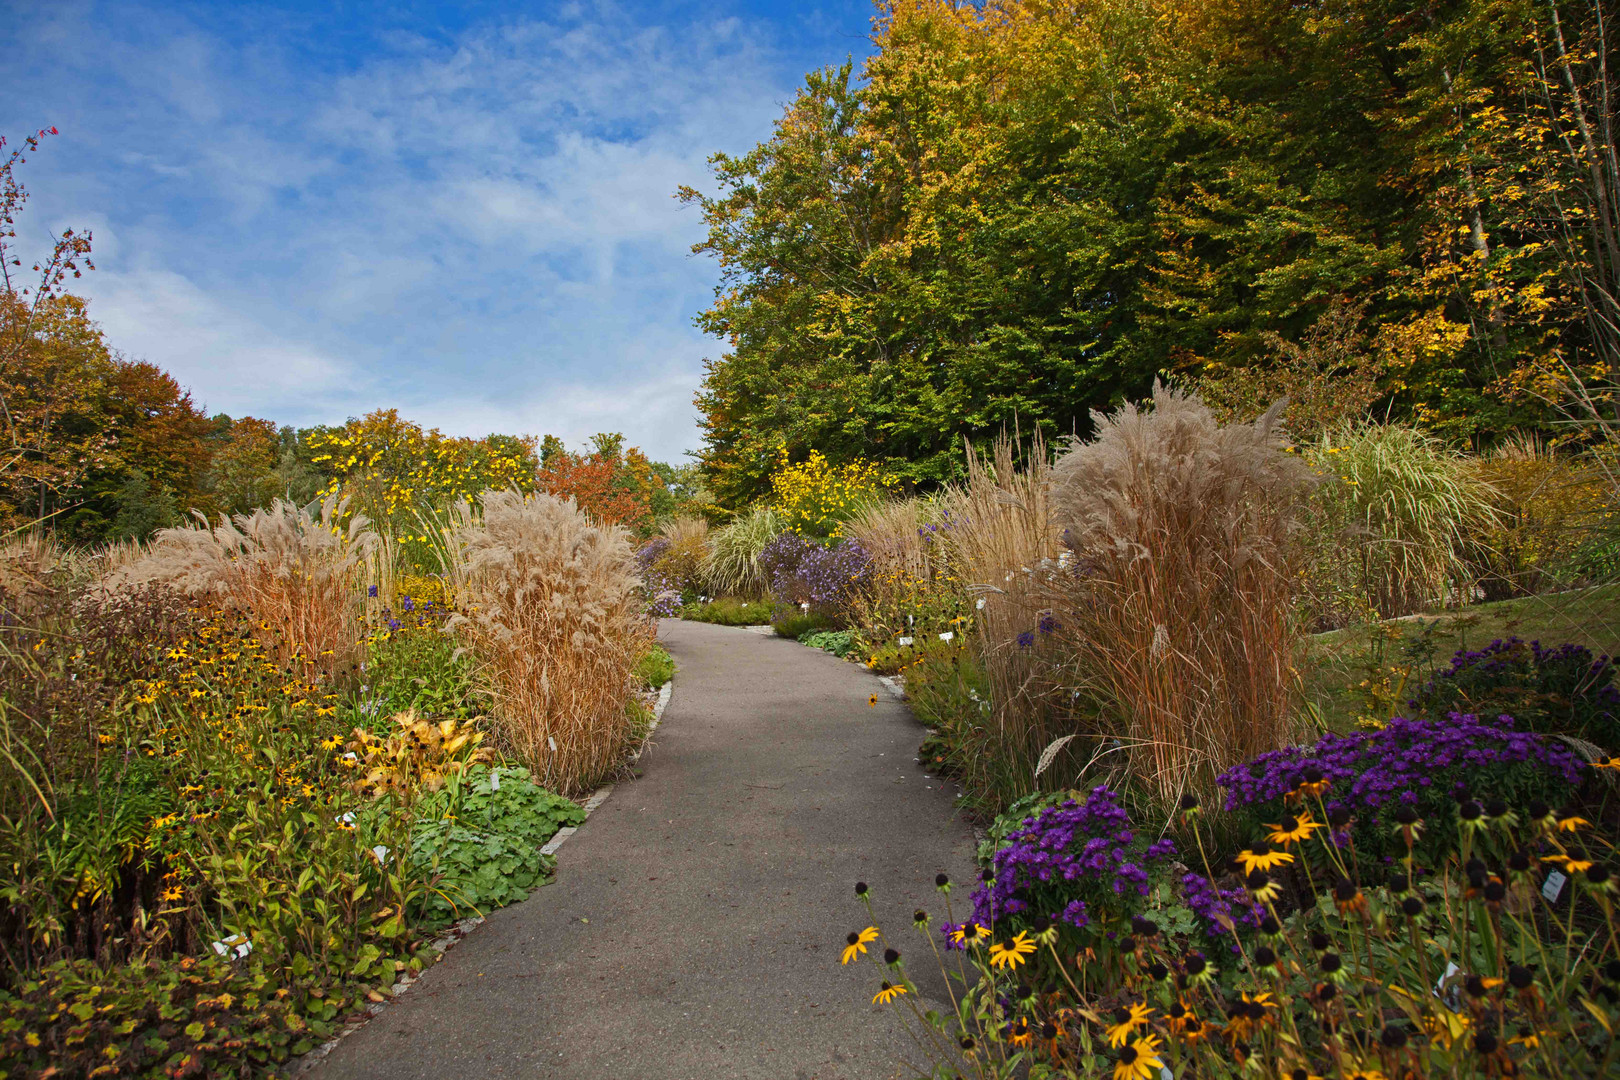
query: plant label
[{"left": 1542, "top": 870, "right": 1566, "bottom": 902}]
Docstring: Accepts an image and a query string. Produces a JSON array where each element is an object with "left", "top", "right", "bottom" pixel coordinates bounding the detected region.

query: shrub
[
  {"left": 679, "top": 597, "right": 773, "bottom": 625},
  {"left": 1408, "top": 637, "right": 1620, "bottom": 752},
  {"left": 957, "top": 786, "right": 1182, "bottom": 951},
  {"left": 108, "top": 495, "right": 378, "bottom": 675},
  {"left": 1303, "top": 422, "right": 1498, "bottom": 621},
  {"left": 362, "top": 621, "right": 485, "bottom": 721},
  {"left": 1049, "top": 385, "right": 1315, "bottom": 807},
  {"left": 759, "top": 531, "right": 872, "bottom": 623},
  {"left": 768, "top": 449, "right": 885, "bottom": 539},
  {"left": 799, "top": 628, "right": 856, "bottom": 657},
  {"left": 703, "top": 505, "right": 781, "bottom": 597},
  {"left": 445, "top": 490, "right": 649, "bottom": 797},
  {"left": 410, "top": 764, "right": 584, "bottom": 923},
  {"left": 773, "top": 610, "right": 832, "bottom": 639},
  {"left": 652, "top": 515, "right": 709, "bottom": 599},
  {"left": 1216, "top": 712, "right": 1587, "bottom": 864},
  {"left": 1474, "top": 435, "right": 1611, "bottom": 597},
  {"left": 635, "top": 642, "right": 675, "bottom": 689}
]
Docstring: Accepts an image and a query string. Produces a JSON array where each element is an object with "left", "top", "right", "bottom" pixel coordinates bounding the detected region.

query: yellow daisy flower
[
  {"left": 1266, "top": 813, "right": 1323, "bottom": 846},
  {"left": 841, "top": 927, "right": 880, "bottom": 965},
  {"left": 949, "top": 921, "right": 991, "bottom": 947},
  {"left": 988, "top": 931, "right": 1037, "bottom": 970},
  {"left": 1113, "top": 1034, "right": 1164, "bottom": 1080},
  {"left": 872, "top": 981, "right": 907, "bottom": 1004},
  {"left": 1237, "top": 845, "right": 1294, "bottom": 874},
  {"left": 1105, "top": 1002, "right": 1153, "bottom": 1047}
]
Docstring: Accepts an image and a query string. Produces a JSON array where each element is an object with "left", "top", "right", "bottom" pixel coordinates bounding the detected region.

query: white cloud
[
  {"left": 90, "top": 267, "right": 356, "bottom": 416},
  {"left": 6, "top": 1, "right": 806, "bottom": 461}
]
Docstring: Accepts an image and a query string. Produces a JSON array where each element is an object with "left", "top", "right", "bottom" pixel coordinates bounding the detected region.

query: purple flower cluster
[
  {"left": 634, "top": 538, "right": 683, "bottom": 618},
  {"left": 1181, "top": 872, "right": 1262, "bottom": 947},
  {"left": 759, "top": 532, "right": 872, "bottom": 617},
  {"left": 964, "top": 786, "right": 1175, "bottom": 937},
  {"left": 1409, "top": 637, "right": 1620, "bottom": 748},
  {"left": 1215, "top": 712, "right": 1586, "bottom": 818}
]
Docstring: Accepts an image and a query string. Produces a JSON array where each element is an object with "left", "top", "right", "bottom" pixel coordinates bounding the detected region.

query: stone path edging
[{"left": 290, "top": 678, "right": 675, "bottom": 1075}]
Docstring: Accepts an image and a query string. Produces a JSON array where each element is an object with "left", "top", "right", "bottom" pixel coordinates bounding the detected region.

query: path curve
[{"left": 314, "top": 618, "right": 978, "bottom": 1080}]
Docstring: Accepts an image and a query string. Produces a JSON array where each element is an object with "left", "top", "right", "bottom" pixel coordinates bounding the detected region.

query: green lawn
[{"left": 1300, "top": 584, "right": 1620, "bottom": 731}]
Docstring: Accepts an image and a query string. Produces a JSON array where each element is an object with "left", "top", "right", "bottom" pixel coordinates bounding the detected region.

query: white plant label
[
  {"left": 1542, "top": 870, "right": 1567, "bottom": 902},
  {"left": 898, "top": 636, "right": 914, "bottom": 646},
  {"left": 976, "top": 597, "right": 986, "bottom": 610},
  {"left": 939, "top": 631, "right": 954, "bottom": 642},
  {"left": 490, "top": 771, "right": 500, "bottom": 792}
]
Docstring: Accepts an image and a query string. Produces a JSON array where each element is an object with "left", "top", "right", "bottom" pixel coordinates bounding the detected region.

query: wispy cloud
[{"left": 4, "top": 0, "right": 834, "bottom": 461}]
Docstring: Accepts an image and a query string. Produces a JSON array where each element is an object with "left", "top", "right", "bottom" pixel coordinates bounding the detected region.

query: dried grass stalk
[
  {"left": 445, "top": 490, "right": 649, "bottom": 796},
  {"left": 1049, "top": 384, "right": 1315, "bottom": 805},
  {"left": 108, "top": 496, "right": 376, "bottom": 674}
]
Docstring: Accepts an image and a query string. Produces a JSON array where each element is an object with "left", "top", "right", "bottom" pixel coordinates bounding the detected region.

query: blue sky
[{"left": 4, "top": 0, "right": 877, "bottom": 463}]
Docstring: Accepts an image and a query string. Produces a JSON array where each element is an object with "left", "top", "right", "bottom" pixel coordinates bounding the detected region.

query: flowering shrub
[
  {"left": 759, "top": 531, "right": 872, "bottom": 621},
  {"left": 635, "top": 537, "right": 684, "bottom": 617},
  {"left": 310, "top": 409, "right": 537, "bottom": 557},
  {"left": 1407, "top": 637, "right": 1620, "bottom": 751},
  {"left": 768, "top": 449, "right": 885, "bottom": 538},
  {"left": 1217, "top": 712, "right": 1586, "bottom": 862},
  {"left": 960, "top": 787, "right": 1180, "bottom": 944},
  {"left": 844, "top": 782, "right": 1620, "bottom": 1080}
]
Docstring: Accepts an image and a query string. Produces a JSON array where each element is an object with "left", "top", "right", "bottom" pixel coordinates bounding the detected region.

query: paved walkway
[{"left": 315, "top": 619, "right": 978, "bottom": 1080}]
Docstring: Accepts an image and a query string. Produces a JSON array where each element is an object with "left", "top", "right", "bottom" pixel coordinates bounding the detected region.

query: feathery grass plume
[
  {"left": 1049, "top": 384, "right": 1315, "bottom": 808},
  {"left": 1304, "top": 422, "right": 1498, "bottom": 621},
  {"left": 703, "top": 505, "right": 781, "bottom": 598},
  {"left": 107, "top": 495, "right": 376, "bottom": 675},
  {"left": 445, "top": 490, "right": 649, "bottom": 797}
]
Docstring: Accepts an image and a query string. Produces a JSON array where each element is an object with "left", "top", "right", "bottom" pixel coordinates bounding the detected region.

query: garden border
[{"left": 290, "top": 677, "right": 675, "bottom": 1076}]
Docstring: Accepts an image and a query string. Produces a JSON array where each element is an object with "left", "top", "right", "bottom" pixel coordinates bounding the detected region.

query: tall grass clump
[
  {"left": 945, "top": 432, "right": 1076, "bottom": 807},
  {"left": 1304, "top": 422, "right": 1498, "bottom": 621},
  {"left": 446, "top": 490, "right": 648, "bottom": 796},
  {"left": 108, "top": 495, "right": 376, "bottom": 674},
  {"left": 1050, "top": 385, "right": 1315, "bottom": 807},
  {"left": 703, "top": 505, "right": 781, "bottom": 598}
]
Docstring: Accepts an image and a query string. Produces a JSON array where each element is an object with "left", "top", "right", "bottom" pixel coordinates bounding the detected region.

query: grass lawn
[{"left": 1300, "top": 584, "right": 1620, "bottom": 732}]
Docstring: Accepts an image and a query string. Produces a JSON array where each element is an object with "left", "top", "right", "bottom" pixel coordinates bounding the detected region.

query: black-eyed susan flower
[
  {"left": 1266, "top": 813, "right": 1322, "bottom": 846},
  {"left": 1246, "top": 870, "right": 1282, "bottom": 904},
  {"left": 949, "top": 921, "right": 990, "bottom": 947},
  {"left": 1555, "top": 811, "right": 1590, "bottom": 833},
  {"left": 1237, "top": 841, "right": 1294, "bottom": 875},
  {"left": 841, "top": 927, "right": 879, "bottom": 964},
  {"left": 988, "top": 931, "right": 1037, "bottom": 970},
  {"left": 1105, "top": 1002, "right": 1153, "bottom": 1046},
  {"left": 868, "top": 694, "right": 878, "bottom": 707},
  {"left": 1113, "top": 1034, "right": 1164, "bottom": 1080},
  {"left": 872, "top": 981, "right": 907, "bottom": 1004},
  {"left": 1007, "top": 1019, "right": 1033, "bottom": 1047}
]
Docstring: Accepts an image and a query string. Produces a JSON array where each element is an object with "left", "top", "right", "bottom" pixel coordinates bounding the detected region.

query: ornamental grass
[
  {"left": 1303, "top": 422, "right": 1498, "bottom": 621},
  {"left": 703, "top": 504, "right": 782, "bottom": 598},
  {"left": 1049, "top": 385, "right": 1315, "bottom": 808},
  {"left": 106, "top": 495, "right": 377, "bottom": 676},
  {"left": 445, "top": 489, "right": 648, "bottom": 797}
]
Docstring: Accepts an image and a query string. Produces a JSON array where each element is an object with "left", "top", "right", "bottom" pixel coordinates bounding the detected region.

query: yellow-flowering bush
[
  {"left": 310, "top": 409, "right": 537, "bottom": 560},
  {"left": 769, "top": 449, "right": 886, "bottom": 539},
  {"left": 1473, "top": 437, "right": 1612, "bottom": 596}
]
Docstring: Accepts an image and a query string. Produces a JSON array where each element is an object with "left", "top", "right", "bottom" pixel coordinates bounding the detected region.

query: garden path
[{"left": 313, "top": 618, "right": 979, "bottom": 1080}]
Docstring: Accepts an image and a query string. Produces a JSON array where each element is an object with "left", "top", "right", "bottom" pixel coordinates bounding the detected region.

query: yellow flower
[
  {"left": 841, "top": 927, "right": 879, "bottom": 964},
  {"left": 1105, "top": 1002, "right": 1153, "bottom": 1047},
  {"left": 1555, "top": 813, "right": 1590, "bottom": 833},
  {"left": 1543, "top": 854, "right": 1594, "bottom": 874},
  {"left": 1113, "top": 1035, "right": 1164, "bottom": 1080},
  {"left": 872, "top": 981, "right": 907, "bottom": 1004},
  {"left": 1266, "top": 813, "right": 1322, "bottom": 846},
  {"left": 988, "top": 931, "right": 1037, "bottom": 970},
  {"left": 949, "top": 921, "right": 991, "bottom": 947},
  {"left": 1237, "top": 845, "right": 1294, "bottom": 874},
  {"left": 868, "top": 694, "right": 878, "bottom": 707}
]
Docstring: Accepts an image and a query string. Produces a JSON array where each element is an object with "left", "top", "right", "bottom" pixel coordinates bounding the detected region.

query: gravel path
[{"left": 312, "top": 618, "right": 978, "bottom": 1080}]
